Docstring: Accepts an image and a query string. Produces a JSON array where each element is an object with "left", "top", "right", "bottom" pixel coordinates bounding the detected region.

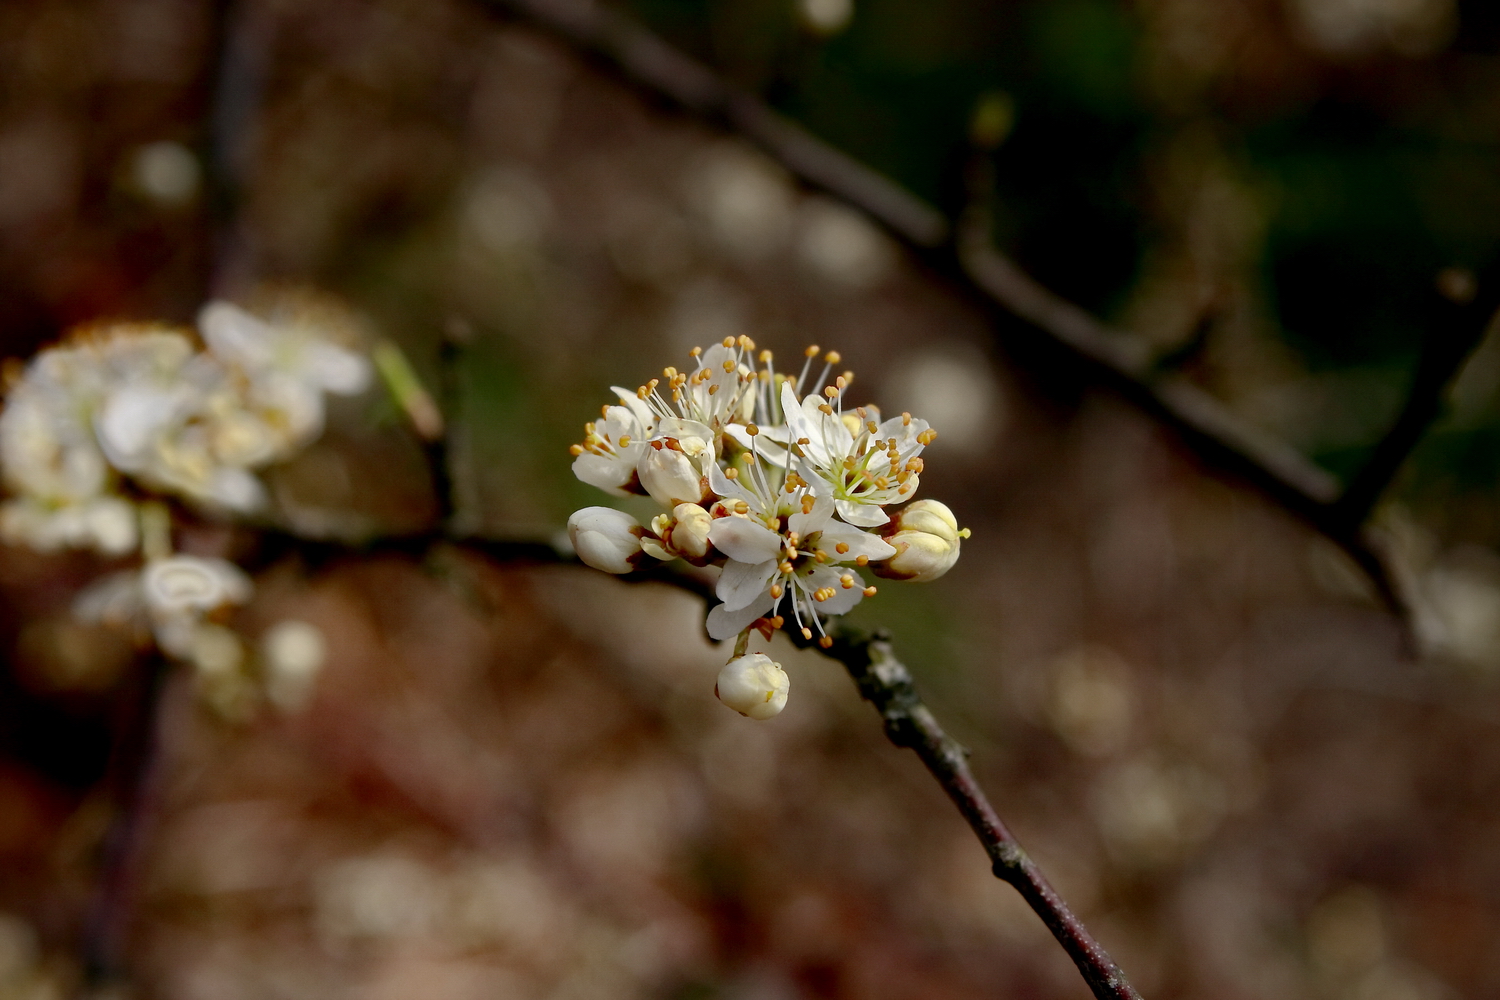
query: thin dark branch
[
  {"left": 1334, "top": 270, "right": 1500, "bottom": 527},
  {"left": 81, "top": 656, "right": 170, "bottom": 987},
  {"left": 471, "top": 0, "right": 1415, "bottom": 614},
  {"left": 802, "top": 624, "right": 1143, "bottom": 1000}
]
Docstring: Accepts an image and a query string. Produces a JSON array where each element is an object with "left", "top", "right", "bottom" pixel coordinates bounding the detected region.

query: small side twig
[{"left": 1333, "top": 267, "right": 1500, "bottom": 528}]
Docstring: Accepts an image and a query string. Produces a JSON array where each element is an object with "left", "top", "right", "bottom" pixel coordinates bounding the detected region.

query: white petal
[
  {"left": 611, "top": 387, "right": 656, "bottom": 431},
  {"left": 706, "top": 593, "right": 775, "bottom": 641},
  {"left": 789, "top": 489, "right": 833, "bottom": 537},
  {"left": 706, "top": 461, "right": 761, "bottom": 510},
  {"left": 199, "top": 301, "right": 275, "bottom": 370},
  {"left": 572, "top": 452, "right": 634, "bottom": 496},
  {"left": 801, "top": 564, "right": 864, "bottom": 616},
  {"left": 708, "top": 517, "right": 783, "bottom": 563},
  {"left": 716, "top": 558, "right": 778, "bottom": 611},
  {"left": 305, "top": 342, "right": 372, "bottom": 395},
  {"left": 817, "top": 521, "right": 897, "bottom": 561},
  {"left": 834, "top": 499, "right": 889, "bottom": 527}
]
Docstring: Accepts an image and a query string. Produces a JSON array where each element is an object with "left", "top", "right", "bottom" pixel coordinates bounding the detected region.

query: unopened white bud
[
  {"left": 873, "top": 499, "right": 967, "bottom": 583},
  {"left": 668, "top": 502, "right": 713, "bottom": 561},
  {"left": 567, "top": 506, "right": 645, "bottom": 574},
  {"left": 715, "top": 653, "right": 789, "bottom": 720},
  {"left": 637, "top": 441, "right": 704, "bottom": 508},
  {"left": 262, "top": 619, "right": 327, "bottom": 712}
]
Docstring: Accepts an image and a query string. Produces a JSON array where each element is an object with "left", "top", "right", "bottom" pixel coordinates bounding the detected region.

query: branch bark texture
[{"left": 810, "top": 624, "right": 1144, "bottom": 1000}]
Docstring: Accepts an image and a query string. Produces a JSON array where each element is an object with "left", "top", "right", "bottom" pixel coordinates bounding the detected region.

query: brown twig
[
  {"left": 795, "top": 623, "right": 1143, "bottom": 1000},
  {"left": 469, "top": 0, "right": 1426, "bottom": 614}
]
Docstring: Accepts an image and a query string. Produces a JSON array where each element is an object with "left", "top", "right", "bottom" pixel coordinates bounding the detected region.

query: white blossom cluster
[
  {"left": 568, "top": 338, "right": 969, "bottom": 719},
  {"left": 0, "top": 300, "right": 362, "bottom": 716}
]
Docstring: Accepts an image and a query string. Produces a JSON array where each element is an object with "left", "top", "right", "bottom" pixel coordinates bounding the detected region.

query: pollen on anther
[
  {"left": 747, "top": 424, "right": 759, "bottom": 436},
  {"left": 902, "top": 412, "right": 912, "bottom": 425},
  {"left": 804, "top": 345, "right": 820, "bottom": 358},
  {"left": 690, "top": 346, "right": 703, "bottom": 357},
  {"left": 802, "top": 627, "right": 813, "bottom": 639},
  {"left": 825, "top": 351, "right": 841, "bottom": 364},
  {"left": 771, "top": 616, "right": 785, "bottom": 628},
  {"left": 725, "top": 467, "right": 739, "bottom": 479},
  {"left": 835, "top": 542, "right": 849, "bottom": 554},
  {"left": 708, "top": 384, "right": 719, "bottom": 395},
  {"left": 819, "top": 636, "right": 834, "bottom": 649},
  {"left": 863, "top": 586, "right": 878, "bottom": 597},
  {"left": 855, "top": 555, "right": 869, "bottom": 566},
  {"left": 770, "top": 584, "right": 784, "bottom": 599},
  {"left": 835, "top": 376, "right": 847, "bottom": 390},
  {"left": 818, "top": 404, "right": 833, "bottom": 415},
  {"left": 840, "top": 574, "right": 855, "bottom": 588},
  {"left": 569, "top": 444, "right": 583, "bottom": 456},
  {"left": 823, "top": 386, "right": 838, "bottom": 398}
]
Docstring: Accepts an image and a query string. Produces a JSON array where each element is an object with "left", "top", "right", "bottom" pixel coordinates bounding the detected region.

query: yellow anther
[
  {"left": 819, "top": 636, "right": 833, "bottom": 649},
  {"left": 725, "top": 467, "right": 739, "bottom": 479},
  {"left": 841, "top": 574, "right": 855, "bottom": 589},
  {"left": 867, "top": 421, "right": 878, "bottom": 433},
  {"left": 690, "top": 346, "right": 703, "bottom": 357},
  {"left": 823, "top": 386, "right": 838, "bottom": 398},
  {"left": 772, "top": 616, "right": 785, "bottom": 628},
  {"left": 835, "top": 542, "right": 849, "bottom": 554},
  {"left": 584, "top": 421, "right": 596, "bottom": 434},
  {"left": 747, "top": 424, "right": 759, "bottom": 436},
  {"left": 818, "top": 404, "right": 833, "bottom": 415},
  {"left": 780, "top": 561, "right": 795, "bottom": 575},
  {"left": 802, "top": 627, "right": 813, "bottom": 640},
  {"left": 797, "top": 437, "right": 811, "bottom": 446},
  {"left": 770, "top": 584, "right": 784, "bottom": 599},
  {"left": 835, "top": 375, "right": 847, "bottom": 390},
  {"left": 708, "top": 384, "right": 720, "bottom": 395},
  {"left": 824, "top": 351, "right": 841, "bottom": 364},
  {"left": 569, "top": 444, "right": 583, "bottom": 456},
  {"left": 759, "top": 350, "right": 773, "bottom": 363},
  {"left": 902, "top": 412, "right": 912, "bottom": 425},
  {"left": 855, "top": 555, "right": 869, "bottom": 566},
  {"left": 863, "top": 586, "right": 877, "bottom": 597},
  {"left": 618, "top": 435, "right": 631, "bottom": 446},
  {"left": 722, "top": 337, "right": 735, "bottom": 348},
  {"left": 814, "top": 550, "right": 828, "bottom": 563},
  {"left": 805, "top": 345, "right": 820, "bottom": 358},
  {"left": 736, "top": 501, "right": 749, "bottom": 513},
  {"left": 723, "top": 359, "right": 735, "bottom": 372}
]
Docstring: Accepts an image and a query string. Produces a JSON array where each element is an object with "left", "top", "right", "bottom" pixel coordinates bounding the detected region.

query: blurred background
[{"left": 3, "top": 0, "right": 1500, "bottom": 997}]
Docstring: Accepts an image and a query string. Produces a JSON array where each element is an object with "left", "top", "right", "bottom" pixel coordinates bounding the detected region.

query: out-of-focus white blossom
[
  {"left": 566, "top": 339, "right": 966, "bottom": 713},
  {"left": 262, "top": 619, "right": 328, "bottom": 712},
  {"left": 567, "top": 506, "right": 646, "bottom": 574},
  {"left": 716, "top": 653, "right": 789, "bottom": 719}
]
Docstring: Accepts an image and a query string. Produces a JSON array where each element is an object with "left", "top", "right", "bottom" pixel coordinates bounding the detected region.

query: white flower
[
  {"left": 200, "top": 300, "right": 372, "bottom": 396},
  {"left": 715, "top": 653, "right": 789, "bottom": 719},
  {"left": 570, "top": 390, "right": 655, "bottom": 496},
  {"left": 567, "top": 506, "right": 645, "bottom": 574},
  {"left": 780, "top": 381, "right": 932, "bottom": 527},
  {"left": 703, "top": 463, "right": 894, "bottom": 643},
  {"left": 873, "top": 499, "right": 969, "bottom": 582},
  {"left": 1, "top": 496, "right": 137, "bottom": 556}
]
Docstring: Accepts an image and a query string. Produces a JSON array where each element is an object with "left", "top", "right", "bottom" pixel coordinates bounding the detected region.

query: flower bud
[
  {"left": 715, "top": 653, "right": 789, "bottom": 720},
  {"left": 567, "top": 506, "right": 645, "bottom": 574},
  {"left": 667, "top": 502, "right": 713, "bottom": 561},
  {"left": 637, "top": 440, "right": 705, "bottom": 508},
  {"left": 873, "top": 499, "right": 967, "bottom": 583}
]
